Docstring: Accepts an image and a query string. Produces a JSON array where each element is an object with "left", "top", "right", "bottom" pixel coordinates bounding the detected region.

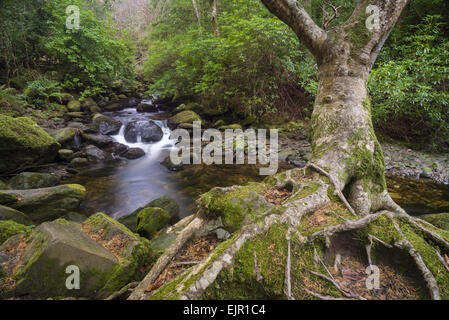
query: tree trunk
[
  {"left": 209, "top": 0, "right": 220, "bottom": 37},
  {"left": 191, "top": 0, "right": 202, "bottom": 32}
]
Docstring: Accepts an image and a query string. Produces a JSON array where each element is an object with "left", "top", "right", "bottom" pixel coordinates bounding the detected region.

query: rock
[
  {"left": 118, "top": 94, "right": 127, "bottom": 99},
  {"left": 81, "top": 133, "right": 113, "bottom": 147},
  {"left": 150, "top": 215, "right": 194, "bottom": 253},
  {"left": 92, "top": 113, "right": 122, "bottom": 135},
  {"left": 81, "top": 97, "right": 98, "bottom": 112},
  {"left": 136, "top": 207, "right": 171, "bottom": 239},
  {"left": 0, "top": 184, "right": 86, "bottom": 223},
  {"left": 0, "top": 205, "right": 33, "bottom": 226},
  {"left": 122, "top": 148, "right": 145, "bottom": 160},
  {"left": 161, "top": 155, "right": 184, "bottom": 171},
  {"left": 59, "top": 93, "right": 74, "bottom": 104},
  {"left": 62, "top": 212, "right": 87, "bottom": 223},
  {"left": 137, "top": 102, "right": 158, "bottom": 113},
  {"left": 213, "top": 120, "right": 226, "bottom": 128},
  {"left": 0, "top": 192, "right": 18, "bottom": 206},
  {"left": 58, "top": 149, "right": 75, "bottom": 162},
  {"left": 168, "top": 111, "right": 202, "bottom": 128},
  {"left": 218, "top": 124, "right": 243, "bottom": 130},
  {"left": 120, "top": 97, "right": 139, "bottom": 109},
  {"left": 66, "top": 112, "right": 85, "bottom": 119},
  {"left": 70, "top": 157, "right": 89, "bottom": 168},
  {"left": 51, "top": 127, "right": 79, "bottom": 149},
  {"left": 178, "top": 123, "right": 194, "bottom": 130},
  {"left": 124, "top": 121, "right": 163, "bottom": 143},
  {"left": 8, "top": 172, "right": 58, "bottom": 190},
  {"left": 420, "top": 167, "right": 433, "bottom": 179},
  {"left": 0, "top": 220, "right": 29, "bottom": 245},
  {"left": 67, "top": 100, "right": 82, "bottom": 112},
  {"left": 84, "top": 145, "right": 111, "bottom": 163},
  {"left": 0, "top": 115, "right": 60, "bottom": 174},
  {"left": 103, "top": 102, "right": 122, "bottom": 112},
  {"left": 109, "top": 142, "right": 129, "bottom": 157},
  {"left": 420, "top": 213, "right": 449, "bottom": 231},
  {"left": 118, "top": 196, "right": 180, "bottom": 232}
]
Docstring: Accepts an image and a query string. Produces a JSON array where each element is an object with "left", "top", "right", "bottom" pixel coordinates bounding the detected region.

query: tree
[{"left": 129, "top": 1, "right": 449, "bottom": 300}]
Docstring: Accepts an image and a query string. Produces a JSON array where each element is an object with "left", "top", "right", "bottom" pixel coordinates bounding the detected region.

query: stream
[{"left": 66, "top": 105, "right": 449, "bottom": 220}]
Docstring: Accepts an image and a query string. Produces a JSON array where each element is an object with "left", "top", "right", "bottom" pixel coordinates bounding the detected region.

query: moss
[
  {"left": 0, "top": 220, "right": 29, "bottom": 245},
  {"left": 345, "top": 11, "right": 372, "bottom": 51},
  {"left": 136, "top": 207, "right": 171, "bottom": 239},
  {"left": 168, "top": 110, "right": 203, "bottom": 126},
  {"left": 199, "top": 183, "right": 268, "bottom": 233},
  {"left": 420, "top": 213, "right": 449, "bottom": 231}
]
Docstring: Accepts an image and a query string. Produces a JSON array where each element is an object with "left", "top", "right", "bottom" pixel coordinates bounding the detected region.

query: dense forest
[{"left": 0, "top": 0, "right": 449, "bottom": 302}]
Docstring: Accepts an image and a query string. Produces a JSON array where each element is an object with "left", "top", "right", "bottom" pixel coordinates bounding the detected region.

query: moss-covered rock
[
  {"left": 0, "top": 220, "right": 29, "bottom": 245},
  {"left": 8, "top": 172, "right": 58, "bottom": 190},
  {"left": 218, "top": 124, "right": 243, "bottom": 130},
  {"left": 70, "top": 157, "right": 89, "bottom": 168},
  {"left": 118, "top": 196, "right": 180, "bottom": 232},
  {"left": 420, "top": 213, "right": 449, "bottom": 231},
  {"left": 60, "top": 93, "right": 74, "bottom": 104},
  {"left": 0, "top": 205, "right": 33, "bottom": 226},
  {"left": 0, "top": 115, "right": 60, "bottom": 174},
  {"left": 0, "top": 180, "right": 8, "bottom": 190},
  {"left": 1, "top": 184, "right": 87, "bottom": 223},
  {"left": 67, "top": 100, "right": 82, "bottom": 112},
  {"left": 82, "top": 213, "right": 154, "bottom": 297},
  {"left": 168, "top": 111, "right": 202, "bottom": 128},
  {"left": 136, "top": 208, "right": 171, "bottom": 239},
  {"left": 0, "top": 192, "right": 18, "bottom": 206},
  {"left": 51, "top": 127, "right": 78, "bottom": 146},
  {"left": 58, "top": 149, "right": 75, "bottom": 162}
]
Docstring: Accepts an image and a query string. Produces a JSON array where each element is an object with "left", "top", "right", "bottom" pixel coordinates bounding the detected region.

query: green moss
[
  {"left": 136, "top": 207, "right": 171, "bottom": 239},
  {"left": 199, "top": 183, "right": 268, "bottom": 233},
  {"left": 420, "top": 213, "right": 449, "bottom": 231},
  {"left": 0, "top": 220, "right": 29, "bottom": 245}
]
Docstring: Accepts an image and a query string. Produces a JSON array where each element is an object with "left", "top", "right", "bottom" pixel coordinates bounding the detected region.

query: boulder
[
  {"left": 168, "top": 111, "right": 202, "bottom": 128},
  {"left": 0, "top": 180, "right": 8, "bottom": 190},
  {"left": 67, "top": 100, "right": 82, "bottom": 112},
  {"left": 92, "top": 113, "right": 122, "bottom": 135},
  {"left": 118, "top": 196, "right": 180, "bottom": 232},
  {"left": 137, "top": 102, "right": 158, "bottom": 113},
  {"left": 0, "top": 184, "right": 86, "bottom": 223},
  {"left": 70, "top": 158, "right": 89, "bottom": 168},
  {"left": 0, "top": 192, "right": 18, "bottom": 206},
  {"left": 8, "top": 172, "right": 58, "bottom": 190},
  {"left": 103, "top": 102, "right": 122, "bottom": 112},
  {"left": 81, "top": 133, "right": 113, "bottom": 147},
  {"left": 59, "top": 93, "right": 74, "bottom": 104},
  {"left": 0, "top": 220, "right": 29, "bottom": 245},
  {"left": 0, "top": 115, "right": 60, "bottom": 174},
  {"left": 124, "top": 121, "right": 163, "bottom": 143},
  {"left": 0, "top": 205, "right": 33, "bottom": 225},
  {"left": 58, "top": 149, "right": 75, "bottom": 162},
  {"left": 161, "top": 155, "right": 184, "bottom": 172},
  {"left": 84, "top": 145, "right": 111, "bottom": 163},
  {"left": 218, "top": 124, "right": 243, "bottom": 130},
  {"left": 136, "top": 207, "right": 171, "bottom": 239},
  {"left": 50, "top": 127, "right": 79, "bottom": 148},
  {"left": 123, "top": 148, "right": 145, "bottom": 160}
]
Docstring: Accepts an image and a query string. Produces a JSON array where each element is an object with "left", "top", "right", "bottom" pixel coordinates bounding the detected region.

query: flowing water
[{"left": 66, "top": 105, "right": 449, "bottom": 220}]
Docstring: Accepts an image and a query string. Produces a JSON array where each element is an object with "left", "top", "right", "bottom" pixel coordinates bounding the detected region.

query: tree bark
[
  {"left": 191, "top": 0, "right": 202, "bottom": 32},
  {"left": 261, "top": 0, "right": 410, "bottom": 215},
  {"left": 209, "top": 0, "right": 220, "bottom": 37}
]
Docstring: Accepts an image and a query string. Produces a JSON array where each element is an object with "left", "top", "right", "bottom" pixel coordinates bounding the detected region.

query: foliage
[
  {"left": 24, "top": 77, "right": 62, "bottom": 108},
  {"left": 369, "top": 15, "right": 449, "bottom": 145}
]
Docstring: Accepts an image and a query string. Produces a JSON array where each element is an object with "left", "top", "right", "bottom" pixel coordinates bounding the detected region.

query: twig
[
  {"left": 304, "top": 288, "right": 356, "bottom": 300},
  {"left": 284, "top": 231, "right": 294, "bottom": 300},
  {"left": 173, "top": 261, "right": 201, "bottom": 266},
  {"left": 322, "top": 2, "right": 341, "bottom": 30},
  {"left": 434, "top": 249, "right": 449, "bottom": 274},
  {"left": 308, "top": 163, "right": 356, "bottom": 216}
]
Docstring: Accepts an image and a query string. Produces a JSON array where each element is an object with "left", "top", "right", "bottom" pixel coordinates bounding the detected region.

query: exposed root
[
  {"left": 390, "top": 216, "right": 441, "bottom": 300},
  {"left": 304, "top": 288, "right": 356, "bottom": 300},
  {"left": 308, "top": 163, "right": 356, "bottom": 216},
  {"left": 365, "top": 234, "right": 393, "bottom": 266},
  {"left": 284, "top": 229, "right": 293, "bottom": 300},
  {"left": 434, "top": 249, "right": 449, "bottom": 274}
]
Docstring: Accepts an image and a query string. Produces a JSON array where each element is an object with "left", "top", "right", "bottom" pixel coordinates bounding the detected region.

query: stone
[
  {"left": 58, "top": 149, "right": 75, "bottom": 162},
  {"left": 0, "top": 115, "right": 60, "bottom": 174},
  {"left": 0, "top": 180, "right": 8, "bottom": 190},
  {"left": 59, "top": 93, "right": 74, "bottom": 104},
  {"left": 218, "top": 124, "right": 243, "bottom": 130},
  {"left": 8, "top": 172, "right": 58, "bottom": 190},
  {"left": 137, "top": 102, "right": 158, "bottom": 113},
  {"left": 122, "top": 148, "right": 146, "bottom": 160},
  {"left": 161, "top": 155, "right": 184, "bottom": 172},
  {"left": 136, "top": 207, "right": 171, "bottom": 239},
  {"left": 118, "top": 196, "right": 180, "bottom": 232},
  {"left": 70, "top": 157, "right": 89, "bottom": 168},
  {"left": 103, "top": 102, "right": 122, "bottom": 112},
  {"left": 0, "top": 184, "right": 87, "bottom": 223},
  {"left": 168, "top": 111, "right": 202, "bottom": 128},
  {"left": 0, "top": 206, "right": 33, "bottom": 226},
  {"left": 84, "top": 145, "right": 111, "bottom": 162},
  {"left": 67, "top": 100, "right": 82, "bottom": 112},
  {"left": 124, "top": 121, "right": 163, "bottom": 143},
  {"left": 81, "top": 133, "right": 113, "bottom": 147},
  {"left": 92, "top": 113, "right": 122, "bottom": 135}
]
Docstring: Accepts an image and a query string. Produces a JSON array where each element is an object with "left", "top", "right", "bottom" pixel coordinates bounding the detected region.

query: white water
[{"left": 109, "top": 108, "right": 177, "bottom": 162}]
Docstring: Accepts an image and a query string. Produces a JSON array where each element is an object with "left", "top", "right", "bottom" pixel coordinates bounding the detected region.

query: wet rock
[
  {"left": 70, "top": 157, "right": 89, "bottom": 168},
  {"left": 109, "top": 142, "right": 129, "bottom": 157},
  {"left": 420, "top": 167, "right": 433, "bottom": 179},
  {"left": 51, "top": 127, "right": 80, "bottom": 149},
  {"left": 0, "top": 184, "right": 86, "bottom": 223},
  {"left": 84, "top": 145, "right": 111, "bottom": 163},
  {"left": 137, "top": 102, "right": 158, "bottom": 113},
  {"left": 218, "top": 124, "right": 242, "bottom": 130},
  {"left": 81, "top": 133, "right": 114, "bottom": 147},
  {"left": 103, "top": 102, "right": 122, "bottom": 112},
  {"left": 0, "top": 205, "right": 33, "bottom": 225},
  {"left": 59, "top": 93, "right": 74, "bottom": 104},
  {"left": 119, "top": 196, "right": 180, "bottom": 232},
  {"left": 58, "top": 149, "right": 75, "bottom": 162},
  {"left": 161, "top": 155, "right": 184, "bottom": 172},
  {"left": 124, "top": 121, "right": 163, "bottom": 143},
  {"left": 122, "top": 148, "right": 145, "bottom": 160},
  {"left": 8, "top": 172, "right": 59, "bottom": 190},
  {"left": 136, "top": 207, "right": 171, "bottom": 239},
  {"left": 92, "top": 113, "right": 122, "bottom": 135},
  {"left": 0, "top": 115, "right": 60, "bottom": 174},
  {"left": 120, "top": 97, "right": 139, "bottom": 109}
]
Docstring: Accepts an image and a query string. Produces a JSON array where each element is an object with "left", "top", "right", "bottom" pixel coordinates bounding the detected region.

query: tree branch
[{"left": 260, "top": 0, "right": 327, "bottom": 56}]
